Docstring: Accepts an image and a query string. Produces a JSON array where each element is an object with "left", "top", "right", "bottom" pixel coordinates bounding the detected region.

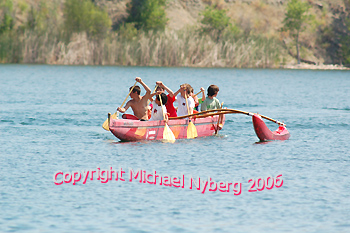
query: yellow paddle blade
[
  {"left": 187, "top": 121, "right": 198, "bottom": 139},
  {"left": 102, "top": 112, "right": 117, "bottom": 131},
  {"left": 163, "top": 124, "right": 176, "bottom": 143}
]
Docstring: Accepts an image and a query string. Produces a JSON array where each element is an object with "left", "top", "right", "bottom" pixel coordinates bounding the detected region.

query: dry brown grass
[
  {"left": 26, "top": 29, "right": 285, "bottom": 68},
  {"left": 226, "top": 0, "right": 285, "bottom": 37}
]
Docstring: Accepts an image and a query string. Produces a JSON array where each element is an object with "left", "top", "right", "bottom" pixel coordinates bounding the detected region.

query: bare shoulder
[
  {"left": 140, "top": 95, "right": 149, "bottom": 104},
  {"left": 127, "top": 99, "right": 136, "bottom": 106}
]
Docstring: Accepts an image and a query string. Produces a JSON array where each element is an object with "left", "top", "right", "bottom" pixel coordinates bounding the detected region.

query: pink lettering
[
  {"left": 100, "top": 170, "right": 109, "bottom": 183},
  {"left": 90, "top": 170, "right": 96, "bottom": 180},
  {"left": 64, "top": 172, "right": 72, "bottom": 183},
  {"left": 208, "top": 178, "right": 217, "bottom": 192},
  {"left": 120, "top": 168, "right": 125, "bottom": 181},
  {"left": 72, "top": 171, "right": 81, "bottom": 185},
  {"left": 129, "top": 168, "right": 141, "bottom": 182},
  {"left": 172, "top": 177, "right": 180, "bottom": 188},
  {"left": 189, "top": 177, "right": 200, "bottom": 190},
  {"left": 218, "top": 181, "right": 227, "bottom": 192},
  {"left": 53, "top": 171, "right": 63, "bottom": 185},
  {"left": 163, "top": 176, "right": 171, "bottom": 187},
  {"left": 233, "top": 182, "right": 242, "bottom": 195},
  {"left": 82, "top": 170, "right": 89, "bottom": 184},
  {"left": 146, "top": 173, "right": 154, "bottom": 184}
]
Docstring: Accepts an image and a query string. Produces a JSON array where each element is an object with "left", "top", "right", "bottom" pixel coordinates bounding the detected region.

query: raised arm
[
  {"left": 156, "top": 81, "right": 175, "bottom": 97},
  {"left": 150, "top": 91, "right": 163, "bottom": 99},
  {"left": 173, "top": 85, "right": 186, "bottom": 97},
  {"left": 200, "top": 87, "right": 206, "bottom": 101},
  {"left": 136, "top": 77, "right": 151, "bottom": 97},
  {"left": 193, "top": 95, "right": 199, "bottom": 107}
]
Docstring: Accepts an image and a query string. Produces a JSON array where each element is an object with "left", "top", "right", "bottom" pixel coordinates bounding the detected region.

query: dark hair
[
  {"left": 130, "top": 85, "right": 141, "bottom": 95},
  {"left": 156, "top": 93, "right": 168, "bottom": 105},
  {"left": 156, "top": 85, "right": 164, "bottom": 91},
  {"left": 207, "top": 85, "right": 219, "bottom": 97}
]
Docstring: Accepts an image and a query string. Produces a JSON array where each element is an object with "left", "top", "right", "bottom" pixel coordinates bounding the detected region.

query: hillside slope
[
  {"left": 94, "top": 0, "right": 348, "bottom": 65},
  {"left": 5, "top": 0, "right": 349, "bottom": 67}
]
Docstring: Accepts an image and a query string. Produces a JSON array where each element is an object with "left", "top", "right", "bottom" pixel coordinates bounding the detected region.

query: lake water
[{"left": 1, "top": 64, "right": 349, "bottom": 232}]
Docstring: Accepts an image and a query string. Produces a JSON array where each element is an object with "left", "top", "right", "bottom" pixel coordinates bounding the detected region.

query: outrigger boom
[{"left": 170, "top": 108, "right": 290, "bottom": 141}]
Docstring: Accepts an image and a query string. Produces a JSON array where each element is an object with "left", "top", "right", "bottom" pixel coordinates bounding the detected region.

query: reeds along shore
[{"left": 0, "top": 29, "right": 286, "bottom": 68}]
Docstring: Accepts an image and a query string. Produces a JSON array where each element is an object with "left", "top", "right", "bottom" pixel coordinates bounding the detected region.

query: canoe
[
  {"left": 252, "top": 114, "right": 290, "bottom": 141},
  {"left": 109, "top": 114, "right": 225, "bottom": 141},
  {"left": 107, "top": 110, "right": 290, "bottom": 142}
]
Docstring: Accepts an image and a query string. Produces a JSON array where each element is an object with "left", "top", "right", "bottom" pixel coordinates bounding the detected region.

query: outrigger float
[{"left": 106, "top": 108, "right": 290, "bottom": 142}]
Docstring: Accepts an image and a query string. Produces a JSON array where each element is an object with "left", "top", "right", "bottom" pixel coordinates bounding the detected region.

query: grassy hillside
[{"left": 1, "top": 0, "right": 349, "bottom": 67}]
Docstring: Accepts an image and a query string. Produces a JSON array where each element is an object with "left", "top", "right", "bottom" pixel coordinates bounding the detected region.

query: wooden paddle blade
[
  {"left": 187, "top": 121, "right": 198, "bottom": 139},
  {"left": 102, "top": 112, "right": 117, "bottom": 131},
  {"left": 163, "top": 124, "right": 176, "bottom": 143},
  {"left": 102, "top": 119, "right": 110, "bottom": 131}
]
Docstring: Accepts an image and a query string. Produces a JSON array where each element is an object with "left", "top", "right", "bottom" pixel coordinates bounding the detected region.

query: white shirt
[
  {"left": 149, "top": 101, "right": 167, "bottom": 121},
  {"left": 175, "top": 95, "right": 195, "bottom": 117}
]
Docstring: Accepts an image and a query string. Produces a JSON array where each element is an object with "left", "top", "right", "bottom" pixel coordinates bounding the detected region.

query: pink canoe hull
[
  {"left": 252, "top": 114, "right": 290, "bottom": 141},
  {"left": 109, "top": 115, "right": 225, "bottom": 141}
]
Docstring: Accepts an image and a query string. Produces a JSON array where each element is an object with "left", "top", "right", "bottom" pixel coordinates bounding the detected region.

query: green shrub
[
  {"left": 117, "top": 23, "right": 138, "bottom": 40},
  {"left": 0, "top": 0, "right": 15, "bottom": 35},
  {"left": 341, "top": 26, "right": 350, "bottom": 66},
  {"left": 319, "top": 2, "right": 350, "bottom": 66},
  {"left": 126, "top": 0, "right": 168, "bottom": 32},
  {"left": 26, "top": 2, "right": 51, "bottom": 32},
  {"left": 64, "top": 0, "right": 111, "bottom": 39},
  {"left": 199, "top": 5, "right": 238, "bottom": 41},
  {"left": 341, "top": 3, "right": 350, "bottom": 66}
]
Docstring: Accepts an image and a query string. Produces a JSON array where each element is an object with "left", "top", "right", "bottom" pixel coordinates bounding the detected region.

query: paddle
[
  {"left": 169, "top": 108, "right": 286, "bottom": 126},
  {"left": 159, "top": 94, "right": 175, "bottom": 143},
  {"left": 215, "top": 102, "right": 224, "bottom": 135},
  {"left": 102, "top": 81, "right": 138, "bottom": 131},
  {"left": 185, "top": 93, "right": 198, "bottom": 139},
  {"left": 148, "top": 85, "right": 158, "bottom": 105},
  {"left": 194, "top": 90, "right": 204, "bottom": 97},
  {"left": 144, "top": 85, "right": 159, "bottom": 120}
]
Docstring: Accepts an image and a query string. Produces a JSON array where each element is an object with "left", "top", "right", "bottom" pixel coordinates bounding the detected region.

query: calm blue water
[{"left": 1, "top": 64, "right": 349, "bottom": 232}]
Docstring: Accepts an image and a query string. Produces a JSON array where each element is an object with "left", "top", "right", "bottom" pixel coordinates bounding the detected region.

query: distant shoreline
[
  {"left": 1, "top": 63, "right": 349, "bottom": 70},
  {"left": 283, "top": 63, "right": 350, "bottom": 70}
]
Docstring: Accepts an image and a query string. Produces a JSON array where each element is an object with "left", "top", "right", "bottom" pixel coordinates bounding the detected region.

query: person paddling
[
  {"left": 149, "top": 93, "right": 168, "bottom": 121},
  {"left": 174, "top": 84, "right": 195, "bottom": 117},
  {"left": 117, "top": 77, "right": 152, "bottom": 121},
  {"left": 153, "top": 81, "right": 177, "bottom": 117},
  {"left": 200, "top": 85, "right": 221, "bottom": 111},
  {"left": 189, "top": 86, "right": 205, "bottom": 112}
]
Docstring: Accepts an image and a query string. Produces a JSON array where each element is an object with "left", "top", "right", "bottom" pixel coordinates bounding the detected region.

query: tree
[
  {"left": 200, "top": 5, "right": 232, "bottom": 41},
  {"left": 26, "top": 1, "right": 54, "bottom": 33},
  {"left": 64, "top": 0, "right": 111, "bottom": 39},
  {"left": 341, "top": 1, "right": 350, "bottom": 66},
  {"left": 319, "top": 1, "right": 350, "bottom": 66},
  {"left": 282, "top": 0, "right": 313, "bottom": 64},
  {"left": 0, "top": 0, "right": 14, "bottom": 35},
  {"left": 126, "top": 0, "right": 168, "bottom": 31}
]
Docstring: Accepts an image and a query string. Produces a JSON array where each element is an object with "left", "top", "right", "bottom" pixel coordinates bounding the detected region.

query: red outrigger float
[
  {"left": 252, "top": 114, "right": 290, "bottom": 141},
  {"left": 107, "top": 109, "right": 290, "bottom": 142}
]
